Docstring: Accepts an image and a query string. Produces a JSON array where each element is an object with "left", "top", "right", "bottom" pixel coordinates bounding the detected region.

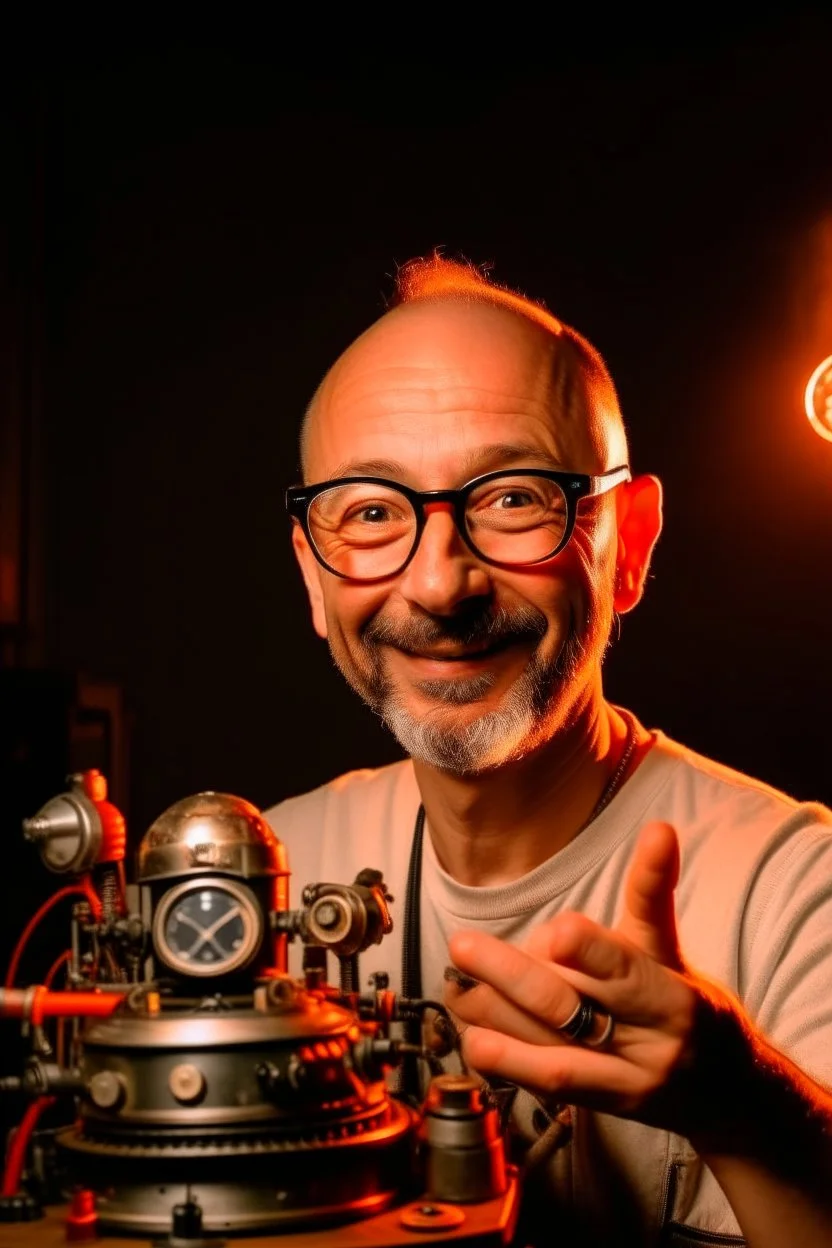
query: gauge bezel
[{"left": 152, "top": 875, "right": 263, "bottom": 977}]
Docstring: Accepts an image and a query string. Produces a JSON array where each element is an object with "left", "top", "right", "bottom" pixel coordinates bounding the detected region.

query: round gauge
[{"left": 152, "top": 876, "right": 262, "bottom": 977}]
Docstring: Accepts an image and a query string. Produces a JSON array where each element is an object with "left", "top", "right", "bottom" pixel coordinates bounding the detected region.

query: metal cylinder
[{"left": 421, "top": 1074, "right": 507, "bottom": 1204}]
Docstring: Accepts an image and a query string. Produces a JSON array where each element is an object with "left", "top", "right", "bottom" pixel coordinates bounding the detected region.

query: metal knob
[
  {"left": 88, "top": 1070, "right": 126, "bottom": 1111},
  {"left": 168, "top": 1063, "right": 206, "bottom": 1105}
]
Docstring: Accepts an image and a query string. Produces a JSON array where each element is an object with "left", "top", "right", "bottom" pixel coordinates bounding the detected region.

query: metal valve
[
  {"left": 23, "top": 775, "right": 103, "bottom": 874},
  {"left": 22, "top": 770, "right": 125, "bottom": 874}
]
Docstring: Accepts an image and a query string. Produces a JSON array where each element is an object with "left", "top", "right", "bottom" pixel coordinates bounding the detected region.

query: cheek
[
  {"left": 517, "top": 535, "right": 615, "bottom": 631},
  {"left": 320, "top": 585, "right": 389, "bottom": 644},
  {"left": 520, "top": 541, "right": 591, "bottom": 598},
  {"left": 499, "top": 568, "right": 576, "bottom": 653}
]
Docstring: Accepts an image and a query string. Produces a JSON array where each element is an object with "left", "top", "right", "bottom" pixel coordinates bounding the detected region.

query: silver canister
[{"left": 421, "top": 1073, "right": 508, "bottom": 1203}]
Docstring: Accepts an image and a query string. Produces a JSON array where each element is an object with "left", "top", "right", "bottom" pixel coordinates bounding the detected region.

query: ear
[
  {"left": 291, "top": 523, "right": 328, "bottom": 639},
  {"left": 613, "top": 474, "right": 663, "bottom": 613}
]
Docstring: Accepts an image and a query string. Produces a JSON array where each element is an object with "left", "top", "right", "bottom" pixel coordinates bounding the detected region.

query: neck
[{"left": 412, "top": 693, "right": 646, "bottom": 887}]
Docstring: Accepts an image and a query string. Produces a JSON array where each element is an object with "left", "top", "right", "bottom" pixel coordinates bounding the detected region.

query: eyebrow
[{"left": 326, "top": 443, "right": 564, "bottom": 483}]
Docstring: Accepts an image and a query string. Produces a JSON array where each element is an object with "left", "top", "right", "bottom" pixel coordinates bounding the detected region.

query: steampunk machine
[{"left": 0, "top": 772, "right": 519, "bottom": 1246}]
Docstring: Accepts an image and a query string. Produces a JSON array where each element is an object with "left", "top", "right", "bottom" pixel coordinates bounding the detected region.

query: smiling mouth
[{"left": 395, "top": 639, "right": 513, "bottom": 662}]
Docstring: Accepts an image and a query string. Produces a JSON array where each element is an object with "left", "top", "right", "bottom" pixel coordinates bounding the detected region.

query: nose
[{"left": 396, "top": 502, "right": 492, "bottom": 615}]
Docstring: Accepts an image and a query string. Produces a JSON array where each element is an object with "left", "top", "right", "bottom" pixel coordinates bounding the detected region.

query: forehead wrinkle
[
  {"left": 323, "top": 368, "right": 555, "bottom": 421},
  {"left": 308, "top": 381, "right": 596, "bottom": 480},
  {"left": 317, "top": 302, "right": 564, "bottom": 419},
  {"left": 323, "top": 441, "right": 569, "bottom": 486}
]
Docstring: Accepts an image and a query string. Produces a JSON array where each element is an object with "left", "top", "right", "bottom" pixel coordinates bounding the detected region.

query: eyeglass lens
[{"left": 306, "top": 475, "right": 569, "bottom": 578}]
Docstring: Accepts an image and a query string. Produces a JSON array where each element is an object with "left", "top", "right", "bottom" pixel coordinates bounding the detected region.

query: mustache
[{"left": 362, "top": 604, "right": 547, "bottom": 653}]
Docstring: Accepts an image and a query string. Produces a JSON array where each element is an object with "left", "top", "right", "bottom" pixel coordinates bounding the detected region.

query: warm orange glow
[{"left": 804, "top": 354, "right": 832, "bottom": 443}]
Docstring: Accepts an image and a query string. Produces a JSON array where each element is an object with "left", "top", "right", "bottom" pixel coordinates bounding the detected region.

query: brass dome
[{"left": 137, "top": 792, "right": 286, "bottom": 881}]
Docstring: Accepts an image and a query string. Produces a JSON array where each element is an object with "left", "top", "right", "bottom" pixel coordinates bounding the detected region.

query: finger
[
  {"left": 461, "top": 1025, "right": 651, "bottom": 1112},
  {"left": 618, "top": 821, "right": 684, "bottom": 969},
  {"left": 521, "top": 912, "right": 690, "bottom": 1027},
  {"left": 447, "top": 930, "right": 581, "bottom": 1038},
  {"left": 524, "top": 911, "right": 631, "bottom": 979},
  {"left": 445, "top": 976, "right": 577, "bottom": 1046}
]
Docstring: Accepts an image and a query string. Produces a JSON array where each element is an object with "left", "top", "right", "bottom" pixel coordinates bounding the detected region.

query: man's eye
[
  {"left": 339, "top": 499, "right": 414, "bottom": 530},
  {"left": 349, "top": 504, "right": 391, "bottom": 524},
  {"left": 493, "top": 491, "right": 534, "bottom": 509},
  {"left": 475, "top": 488, "right": 539, "bottom": 512}
]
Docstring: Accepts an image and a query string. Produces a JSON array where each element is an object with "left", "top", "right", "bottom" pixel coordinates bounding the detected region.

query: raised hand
[{"left": 444, "top": 821, "right": 752, "bottom": 1136}]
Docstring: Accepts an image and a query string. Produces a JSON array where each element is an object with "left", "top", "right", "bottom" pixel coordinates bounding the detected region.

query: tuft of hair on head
[{"left": 390, "top": 250, "right": 565, "bottom": 338}]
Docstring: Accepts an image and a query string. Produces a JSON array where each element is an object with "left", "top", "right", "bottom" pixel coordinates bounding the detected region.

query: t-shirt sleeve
[{"left": 738, "top": 811, "right": 832, "bottom": 1088}]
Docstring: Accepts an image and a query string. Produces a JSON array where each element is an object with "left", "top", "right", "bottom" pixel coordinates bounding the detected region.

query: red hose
[
  {"left": 43, "top": 949, "right": 72, "bottom": 990},
  {"left": 4, "top": 879, "right": 103, "bottom": 990},
  {"left": 1, "top": 1095, "right": 56, "bottom": 1197}
]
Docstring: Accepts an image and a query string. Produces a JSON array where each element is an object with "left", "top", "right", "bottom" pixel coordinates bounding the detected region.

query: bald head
[{"left": 300, "top": 257, "right": 628, "bottom": 481}]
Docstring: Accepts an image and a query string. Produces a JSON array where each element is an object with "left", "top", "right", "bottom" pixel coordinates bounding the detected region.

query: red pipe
[
  {"left": 0, "top": 988, "right": 126, "bottom": 1020},
  {"left": 1, "top": 1095, "right": 56, "bottom": 1197}
]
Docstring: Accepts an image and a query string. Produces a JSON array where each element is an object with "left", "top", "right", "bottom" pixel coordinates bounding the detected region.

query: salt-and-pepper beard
[{"left": 331, "top": 603, "right": 605, "bottom": 777}]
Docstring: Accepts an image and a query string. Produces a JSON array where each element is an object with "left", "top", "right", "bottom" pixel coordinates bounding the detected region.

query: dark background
[{"left": 3, "top": 17, "right": 832, "bottom": 911}]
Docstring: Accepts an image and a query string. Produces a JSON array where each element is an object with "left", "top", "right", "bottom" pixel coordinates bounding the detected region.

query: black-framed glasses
[{"left": 286, "top": 465, "right": 631, "bottom": 582}]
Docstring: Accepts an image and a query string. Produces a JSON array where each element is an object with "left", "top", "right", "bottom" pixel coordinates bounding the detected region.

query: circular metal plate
[{"left": 399, "top": 1201, "right": 466, "bottom": 1231}]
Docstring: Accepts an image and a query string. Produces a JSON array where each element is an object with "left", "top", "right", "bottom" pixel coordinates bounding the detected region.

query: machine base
[{"left": 0, "top": 1170, "right": 519, "bottom": 1247}]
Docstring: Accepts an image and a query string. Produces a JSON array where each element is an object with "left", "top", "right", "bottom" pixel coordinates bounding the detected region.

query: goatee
[{"left": 331, "top": 602, "right": 590, "bottom": 776}]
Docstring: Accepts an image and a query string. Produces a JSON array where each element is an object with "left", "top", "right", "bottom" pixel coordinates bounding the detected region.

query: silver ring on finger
[
  {"left": 584, "top": 1008, "right": 614, "bottom": 1049},
  {"left": 555, "top": 997, "right": 614, "bottom": 1049}
]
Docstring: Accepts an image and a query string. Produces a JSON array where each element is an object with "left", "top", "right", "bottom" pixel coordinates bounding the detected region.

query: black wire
[
  {"left": 401, "top": 803, "right": 424, "bottom": 1002},
  {"left": 399, "top": 803, "right": 425, "bottom": 1100}
]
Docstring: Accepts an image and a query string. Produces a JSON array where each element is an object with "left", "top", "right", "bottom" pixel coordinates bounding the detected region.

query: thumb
[{"left": 617, "top": 821, "right": 685, "bottom": 970}]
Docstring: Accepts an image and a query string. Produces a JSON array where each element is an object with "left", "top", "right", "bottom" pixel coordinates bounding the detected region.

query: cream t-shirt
[{"left": 264, "top": 724, "right": 832, "bottom": 1245}]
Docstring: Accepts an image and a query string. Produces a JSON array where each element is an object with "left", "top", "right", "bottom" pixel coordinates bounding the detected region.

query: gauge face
[{"left": 153, "top": 877, "right": 262, "bottom": 977}]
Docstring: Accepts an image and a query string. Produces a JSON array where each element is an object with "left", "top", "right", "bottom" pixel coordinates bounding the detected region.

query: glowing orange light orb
[{"left": 804, "top": 354, "right": 832, "bottom": 442}]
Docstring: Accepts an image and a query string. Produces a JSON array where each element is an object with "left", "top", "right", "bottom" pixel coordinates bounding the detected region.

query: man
[{"left": 266, "top": 253, "right": 832, "bottom": 1246}]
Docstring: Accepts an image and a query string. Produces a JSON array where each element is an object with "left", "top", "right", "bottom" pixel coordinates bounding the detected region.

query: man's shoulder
[
  {"left": 262, "top": 757, "right": 417, "bottom": 834},
  {"left": 643, "top": 730, "right": 832, "bottom": 880},
  {"left": 651, "top": 729, "right": 831, "bottom": 825}
]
